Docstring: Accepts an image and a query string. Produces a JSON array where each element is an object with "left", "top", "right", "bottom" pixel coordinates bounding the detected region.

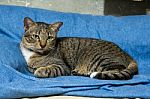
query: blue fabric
[{"left": 0, "top": 5, "right": 150, "bottom": 98}]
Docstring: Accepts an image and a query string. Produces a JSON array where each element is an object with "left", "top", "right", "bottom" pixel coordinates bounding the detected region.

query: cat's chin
[{"left": 35, "top": 49, "right": 50, "bottom": 55}]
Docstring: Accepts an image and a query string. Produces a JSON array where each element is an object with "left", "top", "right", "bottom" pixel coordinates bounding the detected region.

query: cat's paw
[
  {"left": 71, "top": 69, "right": 89, "bottom": 77},
  {"left": 34, "top": 66, "right": 50, "bottom": 78}
]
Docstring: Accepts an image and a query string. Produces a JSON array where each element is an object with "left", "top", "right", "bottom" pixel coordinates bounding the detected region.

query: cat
[{"left": 20, "top": 17, "right": 138, "bottom": 80}]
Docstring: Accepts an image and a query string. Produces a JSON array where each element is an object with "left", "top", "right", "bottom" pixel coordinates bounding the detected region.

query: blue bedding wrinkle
[{"left": 0, "top": 5, "right": 150, "bottom": 98}]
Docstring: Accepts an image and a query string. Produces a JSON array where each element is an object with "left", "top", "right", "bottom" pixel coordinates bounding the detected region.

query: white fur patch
[
  {"left": 90, "top": 72, "right": 99, "bottom": 78},
  {"left": 20, "top": 44, "right": 35, "bottom": 63}
]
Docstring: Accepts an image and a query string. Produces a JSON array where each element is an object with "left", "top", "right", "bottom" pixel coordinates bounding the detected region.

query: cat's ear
[
  {"left": 24, "top": 17, "right": 36, "bottom": 31},
  {"left": 49, "top": 22, "right": 63, "bottom": 32}
]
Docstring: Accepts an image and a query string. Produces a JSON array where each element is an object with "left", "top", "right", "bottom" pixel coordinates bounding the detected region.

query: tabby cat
[{"left": 20, "top": 17, "right": 138, "bottom": 80}]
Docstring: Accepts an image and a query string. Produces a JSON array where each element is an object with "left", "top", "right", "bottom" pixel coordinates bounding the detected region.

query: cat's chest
[{"left": 20, "top": 45, "right": 35, "bottom": 63}]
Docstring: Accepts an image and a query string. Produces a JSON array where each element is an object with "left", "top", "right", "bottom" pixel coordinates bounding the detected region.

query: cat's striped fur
[{"left": 20, "top": 17, "right": 138, "bottom": 80}]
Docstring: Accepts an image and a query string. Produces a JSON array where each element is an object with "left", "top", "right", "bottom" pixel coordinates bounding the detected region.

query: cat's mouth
[{"left": 34, "top": 46, "right": 55, "bottom": 55}]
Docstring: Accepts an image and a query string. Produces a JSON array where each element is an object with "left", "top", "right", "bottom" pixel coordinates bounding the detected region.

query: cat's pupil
[
  {"left": 48, "top": 36, "right": 53, "bottom": 39},
  {"left": 33, "top": 34, "right": 39, "bottom": 39}
]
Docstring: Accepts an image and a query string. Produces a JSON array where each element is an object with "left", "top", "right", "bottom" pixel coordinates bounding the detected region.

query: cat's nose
[
  {"left": 40, "top": 44, "right": 46, "bottom": 48},
  {"left": 40, "top": 41, "right": 46, "bottom": 48}
]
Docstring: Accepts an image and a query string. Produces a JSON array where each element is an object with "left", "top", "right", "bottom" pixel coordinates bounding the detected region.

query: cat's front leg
[{"left": 34, "top": 64, "right": 70, "bottom": 78}]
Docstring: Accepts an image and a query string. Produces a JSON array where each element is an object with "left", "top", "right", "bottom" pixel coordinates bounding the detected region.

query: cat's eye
[
  {"left": 48, "top": 36, "right": 54, "bottom": 39},
  {"left": 32, "top": 34, "right": 39, "bottom": 39}
]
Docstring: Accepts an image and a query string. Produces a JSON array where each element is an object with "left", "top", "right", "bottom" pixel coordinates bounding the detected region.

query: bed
[{"left": 0, "top": 5, "right": 150, "bottom": 98}]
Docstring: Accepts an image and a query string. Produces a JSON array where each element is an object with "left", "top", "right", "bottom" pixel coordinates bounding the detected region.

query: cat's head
[{"left": 21, "top": 17, "right": 63, "bottom": 54}]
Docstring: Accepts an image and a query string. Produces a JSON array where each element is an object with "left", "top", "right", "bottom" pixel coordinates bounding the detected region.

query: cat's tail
[{"left": 90, "top": 60, "right": 138, "bottom": 80}]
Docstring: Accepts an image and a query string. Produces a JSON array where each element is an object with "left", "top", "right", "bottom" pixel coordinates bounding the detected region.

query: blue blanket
[{"left": 0, "top": 5, "right": 150, "bottom": 98}]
